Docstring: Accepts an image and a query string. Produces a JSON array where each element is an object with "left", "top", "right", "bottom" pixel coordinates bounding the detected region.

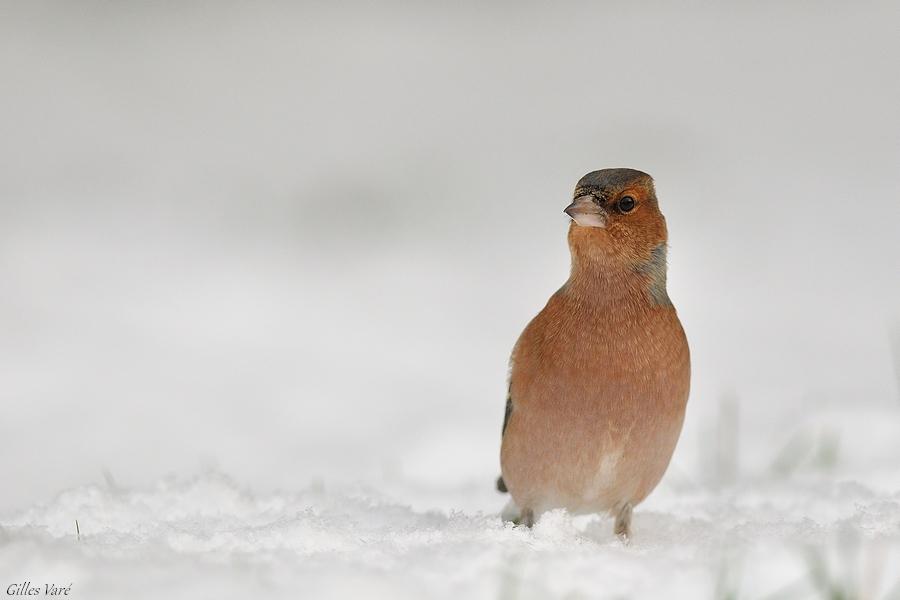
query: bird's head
[{"left": 564, "top": 168, "right": 668, "bottom": 270}]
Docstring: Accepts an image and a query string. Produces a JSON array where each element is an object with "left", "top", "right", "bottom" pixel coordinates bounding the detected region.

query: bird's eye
[{"left": 617, "top": 196, "right": 636, "bottom": 213}]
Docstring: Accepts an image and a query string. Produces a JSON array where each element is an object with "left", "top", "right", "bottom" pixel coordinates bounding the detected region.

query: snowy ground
[
  {"left": 4, "top": 402, "right": 900, "bottom": 599},
  {"left": 3, "top": 476, "right": 900, "bottom": 599}
]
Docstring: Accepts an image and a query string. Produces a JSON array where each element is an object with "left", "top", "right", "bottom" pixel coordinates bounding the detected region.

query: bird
[{"left": 497, "top": 168, "right": 690, "bottom": 541}]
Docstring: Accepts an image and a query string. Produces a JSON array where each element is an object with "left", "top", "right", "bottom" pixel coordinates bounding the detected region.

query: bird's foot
[
  {"left": 501, "top": 500, "right": 535, "bottom": 528},
  {"left": 515, "top": 507, "right": 535, "bottom": 528},
  {"left": 614, "top": 502, "right": 633, "bottom": 544},
  {"left": 500, "top": 499, "right": 520, "bottom": 523}
]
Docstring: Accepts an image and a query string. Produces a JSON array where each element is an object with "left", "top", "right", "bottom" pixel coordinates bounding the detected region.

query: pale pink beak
[{"left": 564, "top": 195, "right": 607, "bottom": 228}]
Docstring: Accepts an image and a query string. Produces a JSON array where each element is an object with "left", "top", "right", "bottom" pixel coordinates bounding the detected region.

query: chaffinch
[{"left": 498, "top": 168, "right": 691, "bottom": 540}]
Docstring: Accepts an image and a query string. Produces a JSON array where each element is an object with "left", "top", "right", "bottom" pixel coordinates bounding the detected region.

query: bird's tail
[{"left": 496, "top": 475, "right": 508, "bottom": 493}]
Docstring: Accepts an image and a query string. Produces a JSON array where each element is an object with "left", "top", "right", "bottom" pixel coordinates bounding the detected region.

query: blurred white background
[{"left": 2, "top": 0, "right": 898, "bottom": 520}]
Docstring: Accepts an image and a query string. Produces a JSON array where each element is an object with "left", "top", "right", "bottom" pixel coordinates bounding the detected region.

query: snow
[
  {"left": 2, "top": 476, "right": 899, "bottom": 599},
  {"left": 4, "top": 407, "right": 900, "bottom": 600}
]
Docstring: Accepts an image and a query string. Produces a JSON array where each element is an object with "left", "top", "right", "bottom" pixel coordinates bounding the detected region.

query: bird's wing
[
  {"left": 501, "top": 391, "right": 512, "bottom": 437},
  {"left": 496, "top": 390, "right": 513, "bottom": 493}
]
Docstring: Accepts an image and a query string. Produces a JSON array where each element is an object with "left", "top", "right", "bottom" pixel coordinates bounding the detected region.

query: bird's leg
[
  {"left": 613, "top": 502, "right": 633, "bottom": 543},
  {"left": 501, "top": 499, "right": 535, "bottom": 528},
  {"left": 516, "top": 507, "right": 535, "bottom": 528},
  {"left": 500, "top": 500, "right": 520, "bottom": 524}
]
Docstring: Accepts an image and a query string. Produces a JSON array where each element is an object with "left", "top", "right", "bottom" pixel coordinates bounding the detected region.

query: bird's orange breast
[{"left": 500, "top": 284, "right": 690, "bottom": 515}]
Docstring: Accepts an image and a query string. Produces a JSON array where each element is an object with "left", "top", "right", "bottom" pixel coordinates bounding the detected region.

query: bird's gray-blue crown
[{"left": 575, "top": 168, "right": 653, "bottom": 196}]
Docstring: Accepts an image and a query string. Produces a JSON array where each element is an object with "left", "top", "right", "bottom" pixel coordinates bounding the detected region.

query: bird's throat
[{"left": 567, "top": 243, "right": 671, "bottom": 307}]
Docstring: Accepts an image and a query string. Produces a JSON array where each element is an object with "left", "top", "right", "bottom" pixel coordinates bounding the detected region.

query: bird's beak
[{"left": 564, "top": 195, "right": 607, "bottom": 228}]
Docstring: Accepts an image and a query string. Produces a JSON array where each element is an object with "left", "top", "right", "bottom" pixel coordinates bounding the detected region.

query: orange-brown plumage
[{"left": 499, "top": 168, "right": 690, "bottom": 538}]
